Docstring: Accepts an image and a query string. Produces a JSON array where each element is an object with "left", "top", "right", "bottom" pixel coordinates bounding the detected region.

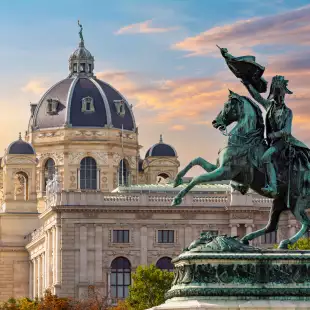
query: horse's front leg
[
  {"left": 171, "top": 166, "right": 231, "bottom": 206},
  {"left": 173, "top": 157, "right": 217, "bottom": 188}
]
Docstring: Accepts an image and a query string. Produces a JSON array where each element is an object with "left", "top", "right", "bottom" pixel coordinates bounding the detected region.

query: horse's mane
[{"left": 241, "top": 96, "right": 264, "bottom": 129}]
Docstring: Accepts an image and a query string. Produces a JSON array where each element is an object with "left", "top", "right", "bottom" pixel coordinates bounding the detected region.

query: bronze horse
[{"left": 171, "top": 90, "right": 310, "bottom": 249}]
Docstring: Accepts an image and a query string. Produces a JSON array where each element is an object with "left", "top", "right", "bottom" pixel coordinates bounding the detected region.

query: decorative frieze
[
  {"left": 68, "top": 151, "right": 108, "bottom": 165},
  {"left": 37, "top": 152, "right": 64, "bottom": 166}
]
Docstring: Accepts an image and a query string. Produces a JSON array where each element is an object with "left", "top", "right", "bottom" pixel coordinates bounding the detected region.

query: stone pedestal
[{"left": 148, "top": 234, "right": 310, "bottom": 309}]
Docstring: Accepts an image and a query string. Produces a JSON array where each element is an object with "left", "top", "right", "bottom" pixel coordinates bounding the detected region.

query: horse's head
[{"left": 212, "top": 90, "right": 243, "bottom": 131}]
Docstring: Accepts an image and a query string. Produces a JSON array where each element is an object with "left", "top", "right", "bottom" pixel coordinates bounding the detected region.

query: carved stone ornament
[
  {"left": 37, "top": 152, "right": 64, "bottom": 166},
  {"left": 125, "top": 156, "right": 137, "bottom": 169},
  {"left": 6, "top": 157, "right": 35, "bottom": 165},
  {"left": 231, "top": 212, "right": 253, "bottom": 220},
  {"left": 113, "top": 153, "right": 121, "bottom": 165},
  {"left": 68, "top": 152, "right": 108, "bottom": 165},
  {"left": 37, "top": 131, "right": 64, "bottom": 139}
]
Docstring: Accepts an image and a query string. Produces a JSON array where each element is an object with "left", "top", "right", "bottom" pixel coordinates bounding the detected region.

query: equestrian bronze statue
[{"left": 171, "top": 47, "right": 310, "bottom": 249}]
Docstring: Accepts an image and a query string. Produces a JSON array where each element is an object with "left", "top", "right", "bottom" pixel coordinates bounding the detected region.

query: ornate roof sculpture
[
  {"left": 7, "top": 133, "right": 35, "bottom": 155},
  {"left": 145, "top": 134, "right": 177, "bottom": 157},
  {"left": 29, "top": 22, "right": 136, "bottom": 132}
]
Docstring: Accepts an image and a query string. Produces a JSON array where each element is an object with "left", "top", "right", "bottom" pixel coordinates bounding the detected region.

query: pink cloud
[
  {"left": 172, "top": 5, "right": 310, "bottom": 57},
  {"left": 115, "top": 20, "right": 179, "bottom": 35}
]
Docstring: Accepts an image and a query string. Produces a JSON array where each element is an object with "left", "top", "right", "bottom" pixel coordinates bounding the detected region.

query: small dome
[
  {"left": 7, "top": 133, "right": 35, "bottom": 155},
  {"left": 145, "top": 135, "right": 177, "bottom": 158}
]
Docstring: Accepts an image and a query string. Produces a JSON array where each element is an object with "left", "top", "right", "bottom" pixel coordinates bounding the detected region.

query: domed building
[{"left": 0, "top": 25, "right": 296, "bottom": 304}]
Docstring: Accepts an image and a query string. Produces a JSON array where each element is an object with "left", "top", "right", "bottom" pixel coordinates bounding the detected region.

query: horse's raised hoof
[
  {"left": 173, "top": 177, "right": 183, "bottom": 188},
  {"left": 171, "top": 196, "right": 182, "bottom": 206},
  {"left": 278, "top": 240, "right": 290, "bottom": 249}
]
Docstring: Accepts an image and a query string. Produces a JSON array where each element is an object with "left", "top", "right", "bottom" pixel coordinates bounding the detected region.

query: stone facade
[{"left": 0, "top": 31, "right": 303, "bottom": 303}]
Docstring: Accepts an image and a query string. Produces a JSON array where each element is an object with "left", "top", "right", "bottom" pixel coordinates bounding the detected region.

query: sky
[{"left": 0, "top": 0, "right": 310, "bottom": 176}]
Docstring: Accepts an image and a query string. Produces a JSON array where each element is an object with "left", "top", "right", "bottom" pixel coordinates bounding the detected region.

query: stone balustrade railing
[{"left": 41, "top": 190, "right": 276, "bottom": 210}]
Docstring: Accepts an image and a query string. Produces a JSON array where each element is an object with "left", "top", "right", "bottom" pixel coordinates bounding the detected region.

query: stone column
[
  {"left": 289, "top": 224, "right": 296, "bottom": 237},
  {"left": 230, "top": 224, "right": 239, "bottom": 236},
  {"left": 184, "top": 226, "right": 192, "bottom": 248},
  {"left": 52, "top": 226, "right": 56, "bottom": 284},
  {"left": 37, "top": 256, "right": 41, "bottom": 298},
  {"left": 33, "top": 259, "right": 37, "bottom": 298},
  {"left": 140, "top": 226, "right": 148, "bottom": 266},
  {"left": 29, "top": 261, "right": 33, "bottom": 299},
  {"left": 80, "top": 225, "right": 87, "bottom": 282},
  {"left": 245, "top": 224, "right": 253, "bottom": 235},
  {"left": 41, "top": 253, "right": 45, "bottom": 295},
  {"left": 44, "top": 233, "right": 48, "bottom": 289},
  {"left": 55, "top": 224, "right": 61, "bottom": 284},
  {"left": 95, "top": 225, "right": 103, "bottom": 283}
]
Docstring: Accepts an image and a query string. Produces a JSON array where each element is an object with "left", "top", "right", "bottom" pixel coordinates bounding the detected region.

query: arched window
[
  {"left": 157, "top": 173, "right": 170, "bottom": 184},
  {"left": 44, "top": 158, "right": 55, "bottom": 189},
  {"left": 156, "top": 257, "right": 174, "bottom": 272},
  {"left": 118, "top": 159, "right": 130, "bottom": 186},
  {"left": 111, "top": 257, "right": 131, "bottom": 299},
  {"left": 80, "top": 157, "right": 97, "bottom": 190},
  {"left": 14, "top": 171, "right": 29, "bottom": 200}
]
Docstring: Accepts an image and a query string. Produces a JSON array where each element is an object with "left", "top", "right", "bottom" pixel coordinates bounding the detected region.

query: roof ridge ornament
[
  {"left": 18, "top": 132, "right": 22, "bottom": 140},
  {"left": 159, "top": 134, "right": 163, "bottom": 143}
]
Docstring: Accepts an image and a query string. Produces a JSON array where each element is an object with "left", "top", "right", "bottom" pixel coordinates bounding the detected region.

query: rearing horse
[{"left": 171, "top": 90, "right": 310, "bottom": 249}]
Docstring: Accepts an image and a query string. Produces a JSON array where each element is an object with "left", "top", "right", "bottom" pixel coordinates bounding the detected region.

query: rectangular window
[
  {"left": 261, "top": 231, "right": 277, "bottom": 244},
  {"left": 113, "top": 230, "right": 129, "bottom": 243},
  {"left": 158, "top": 230, "right": 174, "bottom": 243}
]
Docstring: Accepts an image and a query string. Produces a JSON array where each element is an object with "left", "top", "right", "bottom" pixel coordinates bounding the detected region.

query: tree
[{"left": 125, "top": 264, "right": 174, "bottom": 310}]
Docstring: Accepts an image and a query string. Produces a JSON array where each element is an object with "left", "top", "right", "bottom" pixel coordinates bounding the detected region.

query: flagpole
[{"left": 121, "top": 124, "right": 124, "bottom": 186}]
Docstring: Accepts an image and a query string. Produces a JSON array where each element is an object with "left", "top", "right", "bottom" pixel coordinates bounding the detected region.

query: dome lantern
[{"left": 68, "top": 21, "right": 94, "bottom": 78}]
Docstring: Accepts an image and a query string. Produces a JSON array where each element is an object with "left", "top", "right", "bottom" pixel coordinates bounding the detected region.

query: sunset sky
[{"left": 0, "top": 0, "right": 309, "bottom": 176}]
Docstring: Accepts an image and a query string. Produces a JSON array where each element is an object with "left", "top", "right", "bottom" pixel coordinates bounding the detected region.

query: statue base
[
  {"left": 149, "top": 298, "right": 310, "bottom": 309},
  {"left": 148, "top": 235, "right": 310, "bottom": 309}
]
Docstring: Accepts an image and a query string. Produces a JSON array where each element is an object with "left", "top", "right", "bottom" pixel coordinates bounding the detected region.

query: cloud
[
  {"left": 170, "top": 125, "right": 186, "bottom": 131},
  {"left": 172, "top": 5, "right": 310, "bottom": 57},
  {"left": 115, "top": 19, "right": 179, "bottom": 35},
  {"left": 21, "top": 80, "right": 47, "bottom": 95}
]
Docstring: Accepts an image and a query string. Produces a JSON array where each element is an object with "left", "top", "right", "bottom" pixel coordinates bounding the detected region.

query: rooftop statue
[
  {"left": 78, "top": 20, "right": 84, "bottom": 43},
  {"left": 171, "top": 47, "right": 310, "bottom": 249}
]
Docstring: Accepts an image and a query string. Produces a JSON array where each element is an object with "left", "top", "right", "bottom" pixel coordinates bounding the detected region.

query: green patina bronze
[
  {"left": 171, "top": 46, "right": 310, "bottom": 249},
  {"left": 165, "top": 238, "right": 310, "bottom": 301},
  {"left": 78, "top": 20, "right": 84, "bottom": 42}
]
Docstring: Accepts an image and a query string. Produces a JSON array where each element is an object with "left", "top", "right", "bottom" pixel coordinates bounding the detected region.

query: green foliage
[
  {"left": 125, "top": 264, "right": 174, "bottom": 310},
  {"left": 288, "top": 237, "right": 310, "bottom": 250},
  {"left": 274, "top": 237, "right": 310, "bottom": 250}
]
